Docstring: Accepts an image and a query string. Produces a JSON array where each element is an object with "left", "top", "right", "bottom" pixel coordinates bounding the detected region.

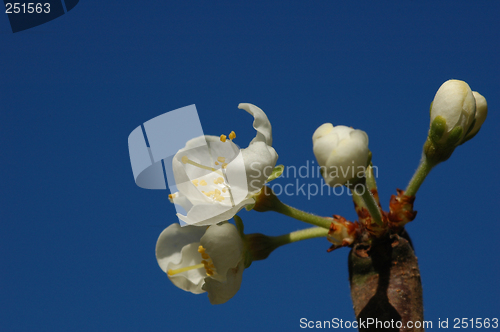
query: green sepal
[
  {"left": 445, "top": 125, "right": 463, "bottom": 147},
  {"left": 243, "top": 251, "right": 253, "bottom": 269},
  {"left": 245, "top": 203, "right": 255, "bottom": 211},
  {"left": 266, "top": 165, "right": 284, "bottom": 183},
  {"left": 423, "top": 137, "right": 454, "bottom": 164},
  {"left": 242, "top": 233, "right": 278, "bottom": 268},
  {"left": 429, "top": 116, "right": 446, "bottom": 143},
  {"left": 233, "top": 215, "right": 245, "bottom": 239},
  {"left": 366, "top": 150, "right": 373, "bottom": 166}
]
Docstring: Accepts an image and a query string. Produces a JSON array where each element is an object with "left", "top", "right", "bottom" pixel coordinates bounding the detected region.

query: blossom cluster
[
  {"left": 156, "top": 103, "right": 278, "bottom": 304},
  {"left": 130, "top": 78, "right": 488, "bottom": 305}
]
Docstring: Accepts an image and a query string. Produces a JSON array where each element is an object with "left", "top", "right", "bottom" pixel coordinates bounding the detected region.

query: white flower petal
[
  {"left": 333, "top": 125, "right": 355, "bottom": 140},
  {"left": 200, "top": 223, "right": 244, "bottom": 282},
  {"left": 177, "top": 197, "right": 255, "bottom": 227},
  {"left": 206, "top": 138, "right": 240, "bottom": 164},
  {"left": 238, "top": 103, "right": 273, "bottom": 146},
  {"left": 155, "top": 224, "right": 208, "bottom": 294},
  {"left": 170, "top": 192, "right": 194, "bottom": 213},
  {"left": 466, "top": 91, "right": 488, "bottom": 139},
  {"left": 166, "top": 243, "right": 206, "bottom": 294},
  {"left": 241, "top": 141, "right": 278, "bottom": 193},
  {"left": 224, "top": 152, "right": 250, "bottom": 202},
  {"left": 312, "top": 136, "right": 337, "bottom": 168},
  {"left": 203, "top": 260, "right": 245, "bottom": 305},
  {"left": 312, "top": 123, "right": 334, "bottom": 143}
]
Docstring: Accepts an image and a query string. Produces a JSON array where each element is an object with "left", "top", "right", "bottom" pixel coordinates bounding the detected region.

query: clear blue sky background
[{"left": 1, "top": 1, "right": 499, "bottom": 331}]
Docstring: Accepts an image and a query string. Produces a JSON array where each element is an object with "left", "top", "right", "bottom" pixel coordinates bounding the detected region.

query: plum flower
[
  {"left": 170, "top": 103, "right": 278, "bottom": 226},
  {"left": 429, "top": 79, "right": 476, "bottom": 146},
  {"left": 156, "top": 222, "right": 245, "bottom": 304},
  {"left": 312, "top": 123, "right": 370, "bottom": 186}
]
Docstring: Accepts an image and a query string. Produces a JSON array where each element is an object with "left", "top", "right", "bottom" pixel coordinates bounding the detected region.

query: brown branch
[{"left": 348, "top": 231, "right": 424, "bottom": 331}]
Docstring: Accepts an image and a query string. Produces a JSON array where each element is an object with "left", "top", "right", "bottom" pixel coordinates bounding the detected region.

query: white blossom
[
  {"left": 170, "top": 104, "right": 278, "bottom": 226},
  {"left": 156, "top": 222, "right": 245, "bottom": 305},
  {"left": 312, "top": 124, "right": 369, "bottom": 186}
]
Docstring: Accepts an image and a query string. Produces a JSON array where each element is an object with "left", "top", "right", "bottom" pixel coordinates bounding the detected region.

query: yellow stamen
[
  {"left": 198, "top": 245, "right": 216, "bottom": 276},
  {"left": 215, "top": 161, "right": 219, "bottom": 165},
  {"left": 229, "top": 131, "right": 236, "bottom": 140},
  {"left": 217, "top": 156, "right": 226, "bottom": 163},
  {"left": 199, "top": 180, "right": 207, "bottom": 186},
  {"left": 192, "top": 179, "right": 199, "bottom": 187},
  {"left": 220, "top": 135, "right": 227, "bottom": 142},
  {"left": 221, "top": 162, "right": 228, "bottom": 169},
  {"left": 167, "top": 263, "right": 205, "bottom": 276},
  {"left": 168, "top": 193, "right": 177, "bottom": 203},
  {"left": 182, "top": 156, "right": 218, "bottom": 172},
  {"left": 222, "top": 188, "right": 227, "bottom": 193}
]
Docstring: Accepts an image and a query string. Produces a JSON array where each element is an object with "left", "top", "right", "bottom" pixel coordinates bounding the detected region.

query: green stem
[
  {"left": 244, "top": 227, "right": 329, "bottom": 263},
  {"left": 355, "top": 182, "right": 383, "bottom": 227},
  {"left": 273, "top": 200, "right": 332, "bottom": 229},
  {"left": 271, "top": 227, "right": 329, "bottom": 247},
  {"left": 366, "top": 164, "right": 378, "bottom": 194},
  {"left": 405, "top": 156, "right": 435, "bottom": 197},
  {"left": 351, "top": 187, "right": 366, "bottom": 208}
]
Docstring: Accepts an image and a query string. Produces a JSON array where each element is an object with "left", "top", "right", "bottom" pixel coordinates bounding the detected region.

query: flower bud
[
  {"left": 429, "top": 79, "right": 476, "bottom": 147},
  {"left": 462, "top": 91, "right": 487, "bottom": 142},
  {"left": 313, "top": 124, "right": 370, "bottom": 187}
]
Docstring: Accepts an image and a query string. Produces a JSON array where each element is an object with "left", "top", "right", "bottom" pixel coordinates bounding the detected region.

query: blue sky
[{"left": 1, "top": 1, "right": 499, "bottom": 331}]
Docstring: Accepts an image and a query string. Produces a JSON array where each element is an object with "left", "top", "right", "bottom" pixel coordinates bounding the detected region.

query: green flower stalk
[
  {"left": 244, "top": 226, "right": 329, "bottom": 264},
  {"left": 252, "top": 186, "right": 359, "bottom": 246}
]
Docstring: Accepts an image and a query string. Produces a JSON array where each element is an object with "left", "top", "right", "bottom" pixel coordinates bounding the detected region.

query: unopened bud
[
  {"left": 462, "top": 91, "right": 488, "bottom": 143},
  {"left": 429, "top": 79, "right": 476, "bottom": 146},
  {"left": 312, "top": 124, "right": 370, "bottom": 186}
]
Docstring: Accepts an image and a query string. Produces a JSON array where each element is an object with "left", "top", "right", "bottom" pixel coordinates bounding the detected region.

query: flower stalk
[
  {"left": 405, "top": 156, "right": 435, "bottom": 197},
  {"left": 271, "top": 227, "right": 329, "bottom": 247},
  {"left": 352, "top": 178, "right": 384, "bottom": 228},
  {"left": 273, "top": 202, "right": 333, "bottom": 229},
  {"left": 244, "top": 226, "right": 329, "bottom": 263},
  {"left": 252, "top": 186, "right": 332, "bottom": 229}
]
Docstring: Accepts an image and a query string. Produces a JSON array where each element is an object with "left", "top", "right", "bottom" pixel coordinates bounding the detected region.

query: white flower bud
[
  {"left": 463, "top": 91, "right": 488, "bottom": 141},
  {"left": 312, "top": 123, "right": 369, "bottom": 187},
  {"left": 429, "top": 79, "right": 476, "bottom": 146}
]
